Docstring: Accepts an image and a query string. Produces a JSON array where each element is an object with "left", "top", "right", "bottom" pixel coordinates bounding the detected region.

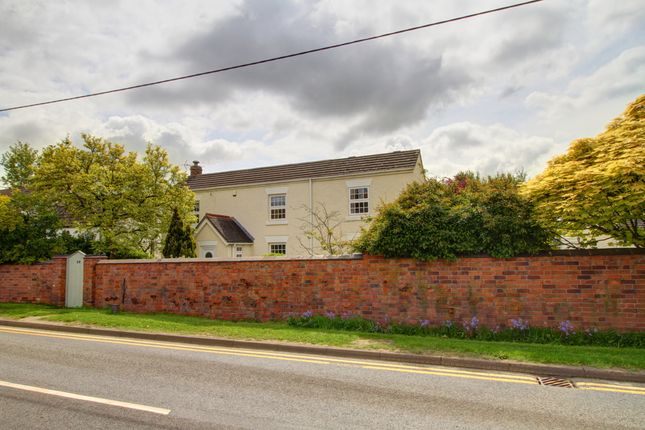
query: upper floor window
[
  {"left": 235, "top": 246, "right": 243, "bottom": 258},
  {"left": 269, "top": 194, "right": 286, "bottom": 220},
  {"left": 349, "top": 187, "right": 369, "bottom": 215},
  {"left": 194, "top": 200, "right": 200, "bottom": 218}
]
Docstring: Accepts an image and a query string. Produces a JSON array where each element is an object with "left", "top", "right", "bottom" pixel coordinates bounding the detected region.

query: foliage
[
  {"left": 0, "top": 141, "right": 38, "bottom": 189},
  {"left": 297, "top": 203, "right": 352, "bottom": 255},
  {"left": 57, "top": 230, "right": 98, "bottom": 255},
  {"left": 354, "top": 172, "right": 552, "bottom": 260},
  {"left": 162, "top": 207, "right": 197, "bottom": 258},
  {"left": 28, "top": 134, "right": 195, "bottom": 257},
  {"left": 523, "top": 94, "right": 645, "bottom": 248},
  {"left": 0, "top": 195, "right": 21, "bottom": 231},
  {"left": 0, "top": 191, "right": 63, "bottom": 263},
  {"left": 287, "top": 312, "right": 645, "bottom": 348}
]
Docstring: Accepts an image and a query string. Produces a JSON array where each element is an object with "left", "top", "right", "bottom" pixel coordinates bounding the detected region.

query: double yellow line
[
  {"left": 0, "top": 326, "right": 534, "bottom": 385},
  {"left": 1, "top": 326, "right": 643, "bottom": 395},
  {"left": 576, "top": 382, "right": 645, "bottom": 396}
]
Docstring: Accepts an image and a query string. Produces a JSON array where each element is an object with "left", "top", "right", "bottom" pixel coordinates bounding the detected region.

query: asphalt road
[{"left": 0, "top": 326, "right": 643, "bottom": 429}]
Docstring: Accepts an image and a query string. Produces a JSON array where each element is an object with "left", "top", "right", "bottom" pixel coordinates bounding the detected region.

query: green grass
[{"left": 1, "top": 303, "right": 643, "bottom": 370}]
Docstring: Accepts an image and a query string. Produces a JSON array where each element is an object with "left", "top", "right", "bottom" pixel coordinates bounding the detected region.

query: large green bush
[{"left": 354, "top": 172, "right": 552, "bottom": 259}]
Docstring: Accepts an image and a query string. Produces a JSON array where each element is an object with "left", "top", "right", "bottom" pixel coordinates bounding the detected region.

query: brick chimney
[{"left": 190, "top": 160, "right": 202, "bottom": 176}]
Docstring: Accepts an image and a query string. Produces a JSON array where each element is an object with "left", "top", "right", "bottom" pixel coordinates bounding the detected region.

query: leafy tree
[
  {"left": 0, "top": 195, "right": 21, "bottom": 231},
  {"left": 162, "top": 208, "right": 196, "bottom": 258},
  {"left": 0, "top": 141, "right": 38, "bottom": 189},
  {"left": 297, "top": 204, "right": 352, "bottom": 256},
  {"left": 0, "top": 191, "right": 63, "bottom": 264},
  {"left": 354, "top": 172, "right": 552, "bottom": 260},
  {"left": 58, "top": 230, "right": 98, "bottom": 255},
  {"left": 29, "top": 134, "right": 196, "bottom": 257},
  {"left": 523, "top": 94, "right": 645, "bottom": 248}
]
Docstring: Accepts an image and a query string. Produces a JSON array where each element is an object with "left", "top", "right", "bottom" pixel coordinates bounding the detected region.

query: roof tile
[{"left": 188, "top": 149, "right": 420, "bottom": 189}]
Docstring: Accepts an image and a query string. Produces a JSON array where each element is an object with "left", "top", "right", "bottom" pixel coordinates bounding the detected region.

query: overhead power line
[{"left": 0, "top": 0, "right": 544, "bottom": 113}]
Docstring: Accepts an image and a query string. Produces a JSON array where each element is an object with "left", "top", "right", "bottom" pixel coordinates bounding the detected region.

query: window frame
[
  {"left": 348, "top": 186, "right": 369, "bottom": 216},
  {"left": 194, "top": 200, "right": 200, "bottom": 218},
  {"left": 268, "top": 242, "right": 286, "bottom": 255},
  {"left": 268, "top": 193, "right": 287, "bottom": 221}
]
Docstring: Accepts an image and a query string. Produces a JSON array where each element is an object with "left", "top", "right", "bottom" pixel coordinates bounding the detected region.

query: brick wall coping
[
  {"left": 96, "top": 253, "right": 365, "bottom": 264},
  {"left": 90, "top": 248, "right": 644, "bottom": 265}
]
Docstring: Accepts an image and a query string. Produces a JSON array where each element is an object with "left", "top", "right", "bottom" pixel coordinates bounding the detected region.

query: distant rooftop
[{"left": 187, "top": 149, "right": 421, "bottom": 189}]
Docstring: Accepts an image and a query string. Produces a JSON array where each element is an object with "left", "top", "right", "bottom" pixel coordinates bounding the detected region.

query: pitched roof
[
  {"left": 198, "top": 213, "right": 254, "bottom": 244},
  {"left": 187, "top": 149, "right": 421, "bottom": 189}
]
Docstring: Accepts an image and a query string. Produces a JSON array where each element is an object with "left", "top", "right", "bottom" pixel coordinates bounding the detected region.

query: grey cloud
[
  {"left": 100, "top": 116, "right": 193, "bottom": 164},
  {"left": 1, "top": 120, "right": 48, "bottom": 149},
  {"left": 500, "top": 85, "right": 521, "bottom": 98},
  {"left": 491, "top": 6, "right": 568, "bottom": 65},
  {"left": 129, "top": 0, "right": 472, "bottom": 147}
]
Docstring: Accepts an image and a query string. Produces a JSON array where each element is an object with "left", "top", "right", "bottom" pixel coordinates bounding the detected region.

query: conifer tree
[
  {"left": 181, "top": 224, "right": 197, "bottom": 258},
  {"left": 163, "top": 208, "right": 184, "bottom": 257}
]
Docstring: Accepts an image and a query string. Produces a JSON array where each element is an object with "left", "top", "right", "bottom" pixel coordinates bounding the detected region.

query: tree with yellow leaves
[{"left": 523, "top": 95, "right": 644, "bottom": 248}]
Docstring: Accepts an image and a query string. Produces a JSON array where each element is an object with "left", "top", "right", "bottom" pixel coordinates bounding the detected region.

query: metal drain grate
[{"left": 537, "top": 376, "right": 576, "bottom": 388}]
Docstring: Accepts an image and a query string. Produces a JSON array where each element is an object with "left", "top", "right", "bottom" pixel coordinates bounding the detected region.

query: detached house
[{"left": 187, "top": 149, "right": 425, "bottom": 258}]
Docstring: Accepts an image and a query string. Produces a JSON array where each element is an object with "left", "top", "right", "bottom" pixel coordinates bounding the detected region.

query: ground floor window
[{"left": 269, "top": 243, "right": 286, "bottom": 255}]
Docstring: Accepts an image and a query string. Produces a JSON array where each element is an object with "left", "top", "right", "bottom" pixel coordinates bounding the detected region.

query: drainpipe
[{"left": 309, "top": 178, "right": 314, "bottom": 255}]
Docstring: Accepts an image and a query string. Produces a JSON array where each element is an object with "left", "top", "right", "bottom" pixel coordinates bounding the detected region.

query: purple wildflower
[
  {"left": 443, "top": 320, "right": 453, "bottom": 328},
  {"left": 301, "top": 310, "right": 313, "bottom": 318},
  {"left": 510, "top": 318, "right": 530, "bottom": 331},
  {"left": 559, "top": 320, "right": 574, "bottom": 336},
  {"left": 419, "top": 319, "right": 430, "bottom": 328},
  {"left": 463, "top": 316, "right": 479, "bottom": 331},
  {"left": 325, "top": 311, "right": 336, "bottom": 319}
]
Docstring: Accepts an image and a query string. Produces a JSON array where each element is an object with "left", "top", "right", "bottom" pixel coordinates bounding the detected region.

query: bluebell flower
[
  {"left": 511, "top": 318, "right": 529, "bottom": 331},
  {"left": 463, "top": 316, "right": 479, "bottom": 331},
  {"left": 302, "top": 310, "right": 314, "bottom": 318},
  {"left": 559, "top": 320, "right": 574, "bottom": 336}
]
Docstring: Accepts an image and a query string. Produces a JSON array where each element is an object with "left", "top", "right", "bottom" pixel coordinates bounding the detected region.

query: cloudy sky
[{"left": 1, "top": 0, "right": 643, "bottom": 179}]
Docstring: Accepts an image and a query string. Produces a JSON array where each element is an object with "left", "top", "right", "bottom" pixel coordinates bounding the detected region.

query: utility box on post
[{"left": 65, "top": 250, "right": 85, "bottom": 308}]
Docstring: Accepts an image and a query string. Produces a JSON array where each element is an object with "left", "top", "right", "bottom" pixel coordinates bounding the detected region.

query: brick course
[
  {"left": 1, "top": 251, "right": 643, "bottom": 331},
  {"left": 0, "top": 256, "right": 67, "bottom": 306}
]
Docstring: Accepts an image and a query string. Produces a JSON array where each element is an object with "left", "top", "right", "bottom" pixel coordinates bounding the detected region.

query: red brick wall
[
  {"left": 91, "top": 251, "right": 645, "bottom": 332},
  {"left": 2, "top": 252, "right": 643, "bottom": 331},
  {"left": 83, "top": 256, "right": 104, "bottom": 307},
  {"left": 0, "top": 256, "right": 67, "bottom": 306}
]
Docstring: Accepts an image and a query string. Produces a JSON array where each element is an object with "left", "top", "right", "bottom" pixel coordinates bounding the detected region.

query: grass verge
[{"left": 1, "top": 303, "right": 643, "bottom": 370}]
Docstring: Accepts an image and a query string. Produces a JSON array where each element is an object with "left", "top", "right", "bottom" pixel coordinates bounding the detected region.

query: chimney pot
[{"left": 190, "top": 160, "right": 202, "bottom": 176}]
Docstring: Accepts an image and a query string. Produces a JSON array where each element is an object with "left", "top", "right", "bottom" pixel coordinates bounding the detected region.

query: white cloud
[
  {"left": 525, "top": 46, "right": 645, "bottom": 140},
  {"left": 420, "top": 122, "right": 558, "bottom": 178}
]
